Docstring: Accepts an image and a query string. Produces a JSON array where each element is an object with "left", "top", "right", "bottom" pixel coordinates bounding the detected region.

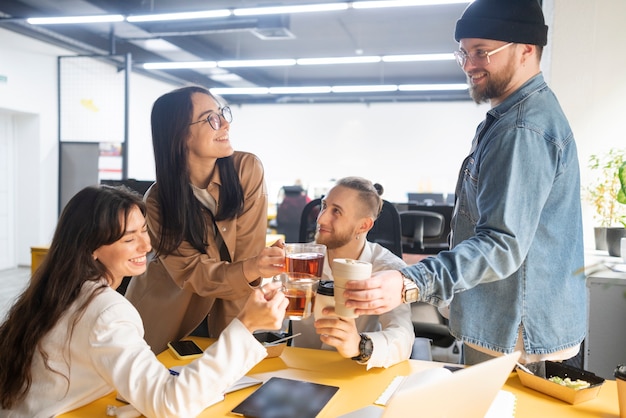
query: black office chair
[
  {"left": 298, "top": 198, "right": 322, "bottom": 244},
  {"left": 275, "top": 185, "right": 309, "bottom": 243},
  {"left": 399, "top": 210, "right": 445, "bottom": 254},
  {"left": 298, "top": 198, "right": 403, "bottom": 259},
  {"left": 411, "top": 304, "right": 462, "bottom": 363}
]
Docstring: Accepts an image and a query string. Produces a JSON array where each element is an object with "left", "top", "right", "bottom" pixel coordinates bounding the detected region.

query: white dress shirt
[
  {"left": 291, "top": 242, "right": 415, "bottom": 370},
  {"left": 3, "top": 280, "right": 266, "bottom": 418}
]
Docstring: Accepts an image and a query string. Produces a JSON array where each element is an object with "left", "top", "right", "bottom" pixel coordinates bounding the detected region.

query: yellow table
[{"left": 60, "top": 337, "right": 621, "bottom": 417}]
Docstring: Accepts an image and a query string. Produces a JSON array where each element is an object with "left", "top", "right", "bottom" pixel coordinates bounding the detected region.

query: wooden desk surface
[{"left": 60, "top": 337, "right": 621, "bottom": 417}]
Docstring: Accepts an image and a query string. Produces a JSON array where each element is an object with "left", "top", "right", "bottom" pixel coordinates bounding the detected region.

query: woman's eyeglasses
[
  {"left": 453, "top": 42, "right": 513, "bottom": 68},
  {"left": 189, "top": 106, "right": 232, "bottom": 130}
]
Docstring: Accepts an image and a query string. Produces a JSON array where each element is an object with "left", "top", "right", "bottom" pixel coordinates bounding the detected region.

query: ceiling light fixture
[
  {"left": 332, "top": 85, "right": 398, "bottom": 93},
  {"left": 26, "top": 15, "right": 124, "bottom": 24},
  {"left": 218, "top": 59, "right": 297, "bottom": 68},
  {"left": 142, "top": 52, "right": 453, "bottom": 70},
  {"left": 269, "top": 86, "right": 333, "bottom": 94},
  {"left": 234, "top": 3, "right": 349, "bottom": 16},
  {"left": 210, "top": 83, "right": 467, "bottom": 96},
  {"left": 127, "top": 10, "right": 231, "bottom": 23},
  {"left": 399, "top": 83, "right": 468, "bottom": 91},
  {"left": 25, "top": 1, "right": 472, "bottom": 25},
  {"left": 352, "top": 0, "right": 472, "bottom": 9},
  {"left": 297, "top": 56, "right": 381, "bottom": 65},
  {"left": 383, "top": 53, "right": 455, "bottom": 62},
  {"left": 143, "top": 61, "right": 217, "bottom": 70}
]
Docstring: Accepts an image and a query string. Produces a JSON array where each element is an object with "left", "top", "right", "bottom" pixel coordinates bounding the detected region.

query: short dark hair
[{"left": 335, "top": 176, "right": 384, "bottom": 218}]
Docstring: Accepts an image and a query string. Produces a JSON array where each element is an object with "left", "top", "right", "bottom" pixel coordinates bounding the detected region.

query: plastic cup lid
[{"left": 316, "top": 280, "right": 334, "bottom": 296}]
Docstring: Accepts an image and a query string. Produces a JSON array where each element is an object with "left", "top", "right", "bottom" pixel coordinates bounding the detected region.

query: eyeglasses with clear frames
[
  {"left": 189, "top": 106, "right": 232, "bottom": 130},
  {"left": 453, "top": 42, "right": 514, "bottom": 68}
]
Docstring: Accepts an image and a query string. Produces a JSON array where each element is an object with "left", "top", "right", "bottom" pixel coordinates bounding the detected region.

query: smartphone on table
[{"left": 167, "top": 339, "right": 204, "bottom": 360}]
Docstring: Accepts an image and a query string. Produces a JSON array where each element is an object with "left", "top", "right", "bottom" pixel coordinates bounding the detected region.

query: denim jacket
[{"left": 402, "top": 74, "right": 587, "bottom": 354}]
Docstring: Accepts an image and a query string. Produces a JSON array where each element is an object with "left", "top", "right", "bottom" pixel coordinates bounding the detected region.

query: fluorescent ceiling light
[
  {"left": 297, "top": 56, "right": 381, "bottom": 65},
  {"left": 143, "top": 52, "right": 452, "bottom": 70},
  {"left": 210, "top": 87, "right": 271, "bottom": 95},
  {"left": 127, "top": 9, "right": 231, "bottom": 23},
  {"left": 399, "top": 83, "right": 468, "bottom": 91},
  {"left": 269, "top": 86, "right": 333, "bottom": 94},
  {"left": 27, "top": 15, "right": 124, "bottom": 24},
  {"left": 143, "top": 61, "right": 217, "bottom": 70},
  {"left": 25, "top": 1, "right": 472, "bottom": 26},
  {"left": 383, "top": 53, "right": 455, "bottom": 62},
  {"left": 234, "top": 3, "right": 349, "bottom": 16},
  {"left": 210, "top": 83, "right": 466, "bottom": 96},
  {"left": 353, "top": 0, "right": 472, "bottom": 9},
  {"left": 218, "top": 59, "right": 297, "bottom": 68},
  {"left": 332, "top": 85, "right": 398, "bottom": 93}
]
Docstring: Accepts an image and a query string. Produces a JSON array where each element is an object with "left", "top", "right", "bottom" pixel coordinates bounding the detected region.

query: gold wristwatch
[{"left": 400, "top": 272, "right": 419, "bottom": 304}]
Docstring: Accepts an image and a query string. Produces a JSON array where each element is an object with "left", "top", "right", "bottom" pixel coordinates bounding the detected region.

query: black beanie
[{"left": 454, "top": 0, "right": 548, "bottom": 46}]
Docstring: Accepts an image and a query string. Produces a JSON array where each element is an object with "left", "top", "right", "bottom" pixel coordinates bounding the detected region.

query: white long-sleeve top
[
  {"left": 2, "top": 280, "right": 266, "bottom": 418},
  {"left": 291, "top": 242, "right": 414, "bottom": 370}
]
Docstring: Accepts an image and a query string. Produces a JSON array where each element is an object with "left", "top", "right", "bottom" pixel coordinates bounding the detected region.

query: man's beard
[
  {"left": 468, "top": 61, "right": 516, "bottom": 104},
  {"left": 315, "top": 228, "right": 353, "bottom": 250}
]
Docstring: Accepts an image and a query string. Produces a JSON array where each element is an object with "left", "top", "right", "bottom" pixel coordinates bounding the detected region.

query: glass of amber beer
[
  {"left": 277, "top": 272, "right": 319, "bottom": 320},
  {"left": 284, "top": 243, "right": 326, "bottom": 278}
]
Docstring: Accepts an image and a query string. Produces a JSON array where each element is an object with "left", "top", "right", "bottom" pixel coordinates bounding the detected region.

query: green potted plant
[
  {"left": 585, "top": 148, "right": 626, "bottom": 252},
  {"left": 605, "top": 161, "right": 626, "bottom": 257}
]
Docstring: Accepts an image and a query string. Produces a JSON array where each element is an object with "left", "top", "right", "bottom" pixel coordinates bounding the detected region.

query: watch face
[
  {"left": 364, "top": 338, "right": 373, "bottom": 354},
  {"left": 360, "top": 335, "right": 373, "bottom": 356},
  {"left": 406, "top": 288, "right": 419, "bottom": 303}
]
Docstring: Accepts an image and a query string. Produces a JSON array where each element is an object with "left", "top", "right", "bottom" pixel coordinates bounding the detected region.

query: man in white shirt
[{"left": 291, "top": 177, "right": 414, "bottom": 369}]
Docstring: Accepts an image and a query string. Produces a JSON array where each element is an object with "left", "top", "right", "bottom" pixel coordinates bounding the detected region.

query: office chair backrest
[
  {"left": 399, "top": 210, "right": 445, "bottom": 253},
  {"left": 368, "top": 200, "right": 403, "bottom": 258},
  {"left": 276, "top": 185, "right": 309, "bottom": 242},
  {"left": 298, "top": 198, "right": 403, "bottom": 259},
  {"left": 298, "top": 198, "right": 322, "bottom": 244}
]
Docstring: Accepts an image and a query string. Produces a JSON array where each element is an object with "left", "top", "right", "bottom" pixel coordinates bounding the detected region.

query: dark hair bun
[{"left": 373, "top": 183, "right": 384, "bottom": 196}]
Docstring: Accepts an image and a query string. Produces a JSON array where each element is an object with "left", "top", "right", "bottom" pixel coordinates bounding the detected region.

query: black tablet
[{"left": 231, "top": 377, "right": 339, "bottom": 418}]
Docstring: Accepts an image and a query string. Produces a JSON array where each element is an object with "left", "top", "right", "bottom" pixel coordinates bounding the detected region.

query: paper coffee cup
[{"left": 332, "top": 258, "right": 372, "bottom": 318}]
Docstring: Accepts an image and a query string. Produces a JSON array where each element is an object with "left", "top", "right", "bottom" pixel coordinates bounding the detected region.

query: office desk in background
[
  {"left": 59, "top": 337, "right": 620, "bottom": 418},
  {"left": 585, "top": 262, "right": 626, "bottom": 380}
]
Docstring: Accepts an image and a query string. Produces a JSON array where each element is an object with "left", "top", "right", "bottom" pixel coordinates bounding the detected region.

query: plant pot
[
  {"left": 605, "top": 227, "right": 626, "bottom": 257},
  {"left": 594, "top": 227, "right": 608, "bottom": 251}
]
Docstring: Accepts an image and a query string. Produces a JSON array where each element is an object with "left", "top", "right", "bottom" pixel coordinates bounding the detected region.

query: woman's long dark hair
[
  {"left": 150, "top": 86, "right": 244, "bottom": 256},
  {"left": 0, "top": 185, "right": 145, "bottom": 409}
]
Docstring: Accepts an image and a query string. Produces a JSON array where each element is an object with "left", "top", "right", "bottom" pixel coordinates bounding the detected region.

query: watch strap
[{"left": 351, "top": 333, "right": 373, "bottom": 363}]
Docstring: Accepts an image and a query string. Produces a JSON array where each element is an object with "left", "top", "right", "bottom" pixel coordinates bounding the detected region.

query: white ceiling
[{"left": 0, "top": 0, "right": 473, "bottom": 104}]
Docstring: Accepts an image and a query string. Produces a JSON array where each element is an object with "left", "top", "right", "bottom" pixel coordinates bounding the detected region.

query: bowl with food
[
  {"left": 253, "top": 331, "right": 290, "bottom": 358},
  {"left": 516, "top": 361, "right": 605, "bottom": 404}
]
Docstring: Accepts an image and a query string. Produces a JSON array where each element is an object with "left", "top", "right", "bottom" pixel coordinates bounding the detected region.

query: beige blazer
[{"left": 126, "top": 151, "right": 268, "bottom": 353}]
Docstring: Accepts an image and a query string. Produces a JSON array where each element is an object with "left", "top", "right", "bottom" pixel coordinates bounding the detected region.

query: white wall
[
  {"left": 0, "top": 28, "right": 174, "bottom": 266},
  {"left": 0, "top": 28, "right": 63, "bottom": 267},
  {"left": 544, "top": 0, "right": 626, "bottom": 246},
  {"left": 229, "top": 101, "right": 487, "bottom": 203},
  {"left": 1, "top": 0, "right": 625, "bottom": 266}
]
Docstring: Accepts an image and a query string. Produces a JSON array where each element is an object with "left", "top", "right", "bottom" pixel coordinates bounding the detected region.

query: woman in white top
[{"left": 0, "top": 185, "right": 287, "bottom": 418}]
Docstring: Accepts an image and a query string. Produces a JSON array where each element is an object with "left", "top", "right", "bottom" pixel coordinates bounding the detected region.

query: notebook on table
[{"left": 340, "top": 351, "right": 520, "bottom": 418}]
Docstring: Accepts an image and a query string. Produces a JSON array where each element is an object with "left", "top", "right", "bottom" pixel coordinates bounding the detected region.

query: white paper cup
[
  {"left": 621, "top": 237, "right": 626, "bottom": 263},
  {"left": 332, "top": 258, "right": 372, "bottom": 318}
]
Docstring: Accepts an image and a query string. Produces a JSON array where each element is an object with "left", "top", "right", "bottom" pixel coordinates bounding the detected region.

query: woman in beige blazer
[{"left": 126, "top": 86, "right": 285, "bottom": 354}]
